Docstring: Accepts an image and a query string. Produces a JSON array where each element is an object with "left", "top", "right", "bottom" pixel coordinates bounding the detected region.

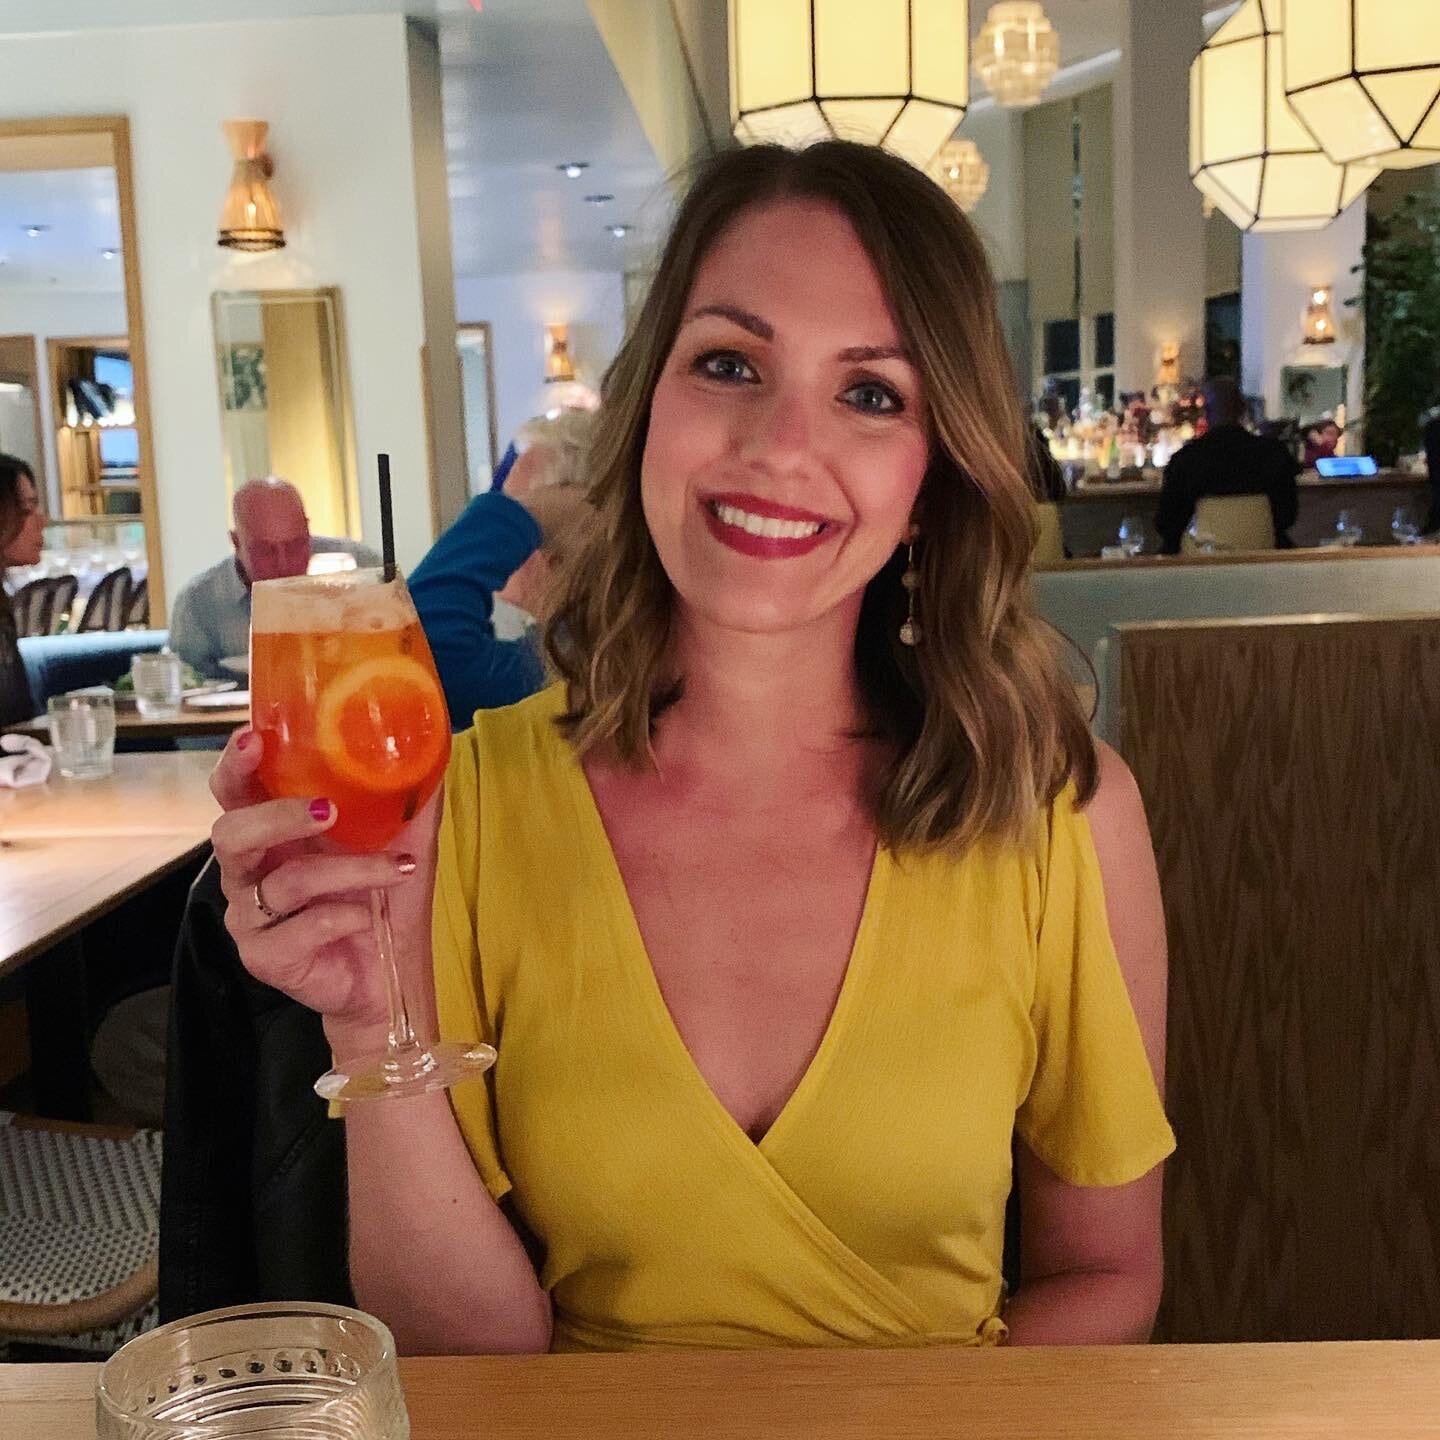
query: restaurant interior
[{"left": 1, "top": 0, "right": 1439, "bottom": 1434}]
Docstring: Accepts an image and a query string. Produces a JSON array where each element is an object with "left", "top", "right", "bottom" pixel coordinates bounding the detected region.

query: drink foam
[{"left": 250, "top": 572, "right": 414, "bottom": 634}]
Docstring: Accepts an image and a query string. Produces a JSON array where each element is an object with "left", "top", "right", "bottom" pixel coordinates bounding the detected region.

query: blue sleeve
[{"left": 409, "top": 492, "right": 546, "bottom": 726}]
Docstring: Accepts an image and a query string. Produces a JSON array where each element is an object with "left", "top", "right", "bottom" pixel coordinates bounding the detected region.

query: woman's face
[
  {"left": 641, "top": 198, "right": 929, "bottom": 641},
  {"left": 3, "top": 471, "right": 44, "bottom": 568}
]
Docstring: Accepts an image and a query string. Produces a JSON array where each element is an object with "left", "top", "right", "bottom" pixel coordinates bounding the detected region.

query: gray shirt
[{"left": 167, "top": 538, "right": 382, "bottom": 680}]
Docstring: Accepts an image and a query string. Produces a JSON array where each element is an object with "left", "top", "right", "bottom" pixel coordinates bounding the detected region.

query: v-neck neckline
[{"left": 562, "top": 734, "right": 890, "bottom": 1156}]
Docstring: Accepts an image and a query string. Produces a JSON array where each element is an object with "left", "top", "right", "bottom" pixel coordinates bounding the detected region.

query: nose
[{"left": 737, "top": 382, "right": 821, "bottom": 480}]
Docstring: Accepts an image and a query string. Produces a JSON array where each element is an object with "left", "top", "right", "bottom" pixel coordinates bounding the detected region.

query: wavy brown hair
[{"left": 545, "top": 140, "right": 1096, "bottom": 852}]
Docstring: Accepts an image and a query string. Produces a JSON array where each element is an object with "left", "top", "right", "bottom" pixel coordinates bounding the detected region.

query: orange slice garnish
[{"left": 315, "top": 655, "right": 448, "bottom": 793}]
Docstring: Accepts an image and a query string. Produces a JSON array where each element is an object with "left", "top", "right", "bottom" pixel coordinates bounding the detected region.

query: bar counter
[{"left": 1058, "top": 468, "right": 1427, "bottom": 557}]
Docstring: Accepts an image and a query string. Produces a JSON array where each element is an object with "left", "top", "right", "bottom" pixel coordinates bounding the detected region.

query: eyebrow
[
  {"left": 684, "top": 305, "right": 913, "bottom": 365},
  {"left": 684, "top": 303, "right": 773, "bottom": 340}
]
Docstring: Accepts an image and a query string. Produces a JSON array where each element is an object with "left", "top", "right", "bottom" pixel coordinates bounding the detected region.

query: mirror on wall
[
  {"left": 0, "top": 335, "right": 45, "bottom": 485},
  {"left": 0, "top": 119, "right": 162, "bottom": 610},
  {"left": 456, "top": 321, "right": 499, "bottom": 493},
  {"left": 212, "top": 286, "right": 360, "bottom": 541}
]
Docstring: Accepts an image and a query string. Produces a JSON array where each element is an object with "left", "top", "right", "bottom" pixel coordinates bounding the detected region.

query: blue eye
[
  {"left": 844, "top": 380, "right": 903, "bottom": 415},
  {"left": 694, "top": 350, "right": 758, "bottom": 384}
]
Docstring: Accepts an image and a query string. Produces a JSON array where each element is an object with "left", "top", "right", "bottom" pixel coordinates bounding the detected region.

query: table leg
[{"left": 23, "top": 936, "right": 92, "bottom": 1121}]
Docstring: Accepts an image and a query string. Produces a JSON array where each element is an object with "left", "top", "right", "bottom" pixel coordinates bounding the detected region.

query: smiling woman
[{"left": 207, "top": 138, "right": 1172, "bottom": 1360}]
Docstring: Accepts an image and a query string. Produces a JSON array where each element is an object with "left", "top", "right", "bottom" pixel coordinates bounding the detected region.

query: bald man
[{"left": 168, "top": 477, "right": 380, "bottom": 680}]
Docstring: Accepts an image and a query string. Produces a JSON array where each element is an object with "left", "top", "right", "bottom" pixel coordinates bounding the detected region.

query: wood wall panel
[{"left": 1117, "top": 614, "right": 1440, "bottom": 1342}]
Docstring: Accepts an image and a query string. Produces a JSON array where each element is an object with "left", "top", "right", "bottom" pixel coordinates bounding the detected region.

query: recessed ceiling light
[
  {"left": 23, "top": 224, "right": 50, "bottom": 238},
  {"left": 584, "top": 193, "right": 615, "bottom": 205},
  {"left": 558, "top": 162, "right": 589, "bottom": 179},
  {"left": 608, "top": 224, "right": 632, "bottom": 239},
  {"left": 101, "top": 248, "right": 118, "bottom": 261}
]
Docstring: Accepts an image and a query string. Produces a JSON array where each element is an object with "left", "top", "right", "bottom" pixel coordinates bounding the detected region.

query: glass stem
[{"left": 371, "top": 888, "right": 417, "bottom": 1053}]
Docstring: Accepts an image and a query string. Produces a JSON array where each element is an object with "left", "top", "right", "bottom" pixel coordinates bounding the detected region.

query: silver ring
[{"left": 252, "top": 876, "right": 287, "bottom": 927}]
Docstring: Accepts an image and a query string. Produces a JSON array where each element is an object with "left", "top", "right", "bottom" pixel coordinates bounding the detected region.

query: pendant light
[
  {"left": 1190, "top": 0, "right": 1379, "bottom": 231},
  {"left": 973, "top": 2, "right": 1060, "bottom": 108},
  {"left": 1282, "top": 0, "right": 1440, "bottom": 170},
  {"left": 931, "top": 138, "right": 990, "bottom": 211},
  {"left": 729, "top": 0, "right": 970, "bottom": 169}
]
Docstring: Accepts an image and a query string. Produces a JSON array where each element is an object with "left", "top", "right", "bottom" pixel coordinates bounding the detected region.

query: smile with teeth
[{"left": 708, "top": 501, "right": 827, "bottom": 540}]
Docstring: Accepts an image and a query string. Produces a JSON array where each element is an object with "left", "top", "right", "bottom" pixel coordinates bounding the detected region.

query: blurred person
[
  {"left": 1303, "top": 419, "right": 1342, "bottom": 468},
  {"left": 209, "top": 141, "right": 1171, "bottom": 1355},
  {"left": 1156, "top": 378, "right": 1300, "bottom": 553},
  {"left": 168, "top": 476, "right": 380, "bottom": 680},
  {"left": 0, "top": 453, "right": 42, "bottom": 726},
  {"left": 410, "top": 409, "right": 593, "bottom": 725}
]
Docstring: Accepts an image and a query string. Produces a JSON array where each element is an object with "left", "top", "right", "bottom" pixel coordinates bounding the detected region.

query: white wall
[
  {"left": 1242, "top": 197, "right": 1366, "bottom": 430},
  {"left": 1112, "top": 0, "right": 1206, "bottom": 390},
  {"left": 0, "top": 289, "right": 128, "bottom": 509},
  {"left": 963, "top": 109, "right": 1026, "bottom": 285},
  {"left": 453, "top": 269, "right": 626, "bottom": 476},
  {"left": 0, "top": 13, "right": 457, "bottom": 614}
]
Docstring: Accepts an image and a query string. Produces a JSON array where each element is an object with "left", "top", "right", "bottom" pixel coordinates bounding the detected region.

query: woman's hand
[{"left": 208, "top": 727, "right": 437, "bottom": 1057}]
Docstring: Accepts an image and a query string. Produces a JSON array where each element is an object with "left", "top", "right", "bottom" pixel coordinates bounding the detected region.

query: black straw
[{"left": 378, "top": 453, "right": 396, "bottom": 582}]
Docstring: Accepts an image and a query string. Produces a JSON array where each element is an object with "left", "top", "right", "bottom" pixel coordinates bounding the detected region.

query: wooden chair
[
  {"left": 1181, "top": 494, "right": 1275, "bottom": 552},
  {"left": 0, "top": 1114, "right": 160, "bottom": 1356},
  {"left": 76, "top": 566, "right": 134, "bottom": 633},
  {"left": 1033, "top": 503, "right": 1066, "bottom": 566},
  {"left": 9, "top": 576, "right": 76, "bottom": 637},
  {"left": 122, "top": 575, "right": 149, "bottom": 630}
]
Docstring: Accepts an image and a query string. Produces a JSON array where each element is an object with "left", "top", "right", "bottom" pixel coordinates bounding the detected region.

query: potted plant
[{"left": 1350, "top": 190, "right": 1440, "bottom": 465}]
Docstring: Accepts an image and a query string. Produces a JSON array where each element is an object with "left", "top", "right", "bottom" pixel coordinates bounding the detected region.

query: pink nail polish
[
  {"left": 309, "top": 798, "right": 333, "bottom": 823},
  {"left": 235, "top": 730, "right": 251, "bottom": 751}
]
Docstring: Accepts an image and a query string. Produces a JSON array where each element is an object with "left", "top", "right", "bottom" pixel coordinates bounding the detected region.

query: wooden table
[
  {"left": 0, "top": 751, "right": 219, "bottom": 840},
  {"left": 7, "top": 702, "right": 249, "bottom": 744},
  {"left": 0, "top": 833, "right": 210, "bottom": 980},
  {"left": 0, "top": 750, "right": 219, "bottom": 1114},
  {"left": 8, "top": 1342, "right": 1440, "bottom": 1439}
]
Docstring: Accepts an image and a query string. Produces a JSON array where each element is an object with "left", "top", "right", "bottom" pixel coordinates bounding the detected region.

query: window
[
  {"left": 1044, "top": 319, "right": 1081, "bottom": 375},
  {"left": 1094, "top": 312, "right": 1115, "bottom": 369},
  {"left": 1205, "top": 292, "right": 1241, "bottom": 380}
]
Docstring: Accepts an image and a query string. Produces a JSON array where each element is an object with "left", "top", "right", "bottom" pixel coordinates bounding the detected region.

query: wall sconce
[
  {"left": 218, "top": 120, "right": 285, "bottom": 253},
  {"left": 1303, "top": 286, "right": 1336, "bottom": 345},
  {"left": 1156, "top": 341, "right": 1181, "bottom": 389},
  {"left": 544, "top": 324, "right": 576, "bottom": 384}
]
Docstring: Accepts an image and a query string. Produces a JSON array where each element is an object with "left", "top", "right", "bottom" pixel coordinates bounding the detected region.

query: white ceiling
[
  {"left": 437, "top": 0, "right": 669, "bottom": 277},
  {"left": 0, "top": 166, "right": 124, "bottom": 293},
  {"left": 0, "top": 0, "right": 1237, "bottom": 286}
]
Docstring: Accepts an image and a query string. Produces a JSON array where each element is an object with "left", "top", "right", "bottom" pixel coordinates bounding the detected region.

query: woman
[
  {"left": 210, "top": 141, "right": 1173, "bottom": 1354},
  {"left": 0, "top": 454, "right": 43, "bottom": 727}
]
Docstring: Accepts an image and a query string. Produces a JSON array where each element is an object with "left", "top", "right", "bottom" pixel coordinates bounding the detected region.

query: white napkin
[{"left": 0, "top": 734, "right": 53, "bottom": 789}]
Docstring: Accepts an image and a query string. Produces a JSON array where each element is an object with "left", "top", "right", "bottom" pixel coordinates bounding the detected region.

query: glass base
[{"left": 315, "top": 1040, "right": 497, "bottom": 1102}]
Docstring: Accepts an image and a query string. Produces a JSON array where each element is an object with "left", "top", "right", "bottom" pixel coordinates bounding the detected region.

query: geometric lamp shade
[
  {"left": 1190, "top": 0, "right": 1380, "bottom": 231},
  {"left": 729, "top": 0, "right": 970, "bottom": 169},
  {"left": 1282, "top": 0, "right": 1440, "bottom": 170}
]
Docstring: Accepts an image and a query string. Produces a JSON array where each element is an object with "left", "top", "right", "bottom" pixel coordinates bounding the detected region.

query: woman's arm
[
  {"left": 1004, "top": 743, "right": 1168, "bottom": 1345},
  {"left": 209, "top": 735, "right": 552, "bottom": 1354},
  {"left": 338, "top": 798, "right": 552, "bottom": 1354}
]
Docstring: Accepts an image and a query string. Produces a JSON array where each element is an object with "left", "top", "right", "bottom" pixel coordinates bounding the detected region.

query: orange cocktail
[
  {"left": 250, "top": 572, "right": 450, "bottom": 852},
  {"left": 248, "top": 568, "right": 492, "bottom": 1102}
]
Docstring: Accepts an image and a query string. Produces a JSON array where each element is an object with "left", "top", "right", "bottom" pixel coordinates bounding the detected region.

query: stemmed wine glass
[{"left": 249, "top": 565, "right": 495, "bottom": 1101}]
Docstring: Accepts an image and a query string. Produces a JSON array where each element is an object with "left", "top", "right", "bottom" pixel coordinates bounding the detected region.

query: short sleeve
[
  {"left": 432, "top": 727, "right": 513, "bottom": 1202},
  {"left": 1015, "top": 792, "right": 1176, "bottom": 1187}
]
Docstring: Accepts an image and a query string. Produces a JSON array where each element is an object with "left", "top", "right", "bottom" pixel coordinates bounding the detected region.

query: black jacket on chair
[{"left": 159, "top": 857, "right": 352, "bottom": 1321}]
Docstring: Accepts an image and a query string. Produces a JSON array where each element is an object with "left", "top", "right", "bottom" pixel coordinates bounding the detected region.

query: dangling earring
[{"left": 899, "top": 525, "right": 921, "bottom": 646}]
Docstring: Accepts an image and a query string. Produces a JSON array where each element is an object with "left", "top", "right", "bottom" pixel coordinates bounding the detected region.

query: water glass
[
  {"left": 1117, "top": 516, "right": 1145, "bottom": 558},
  {"left": 96, "top": 1301, "right": 410, "bottom": 1439},
  {"left": 47, "top": 691, "right": 116, "bottom": 780},
  {"left": 1391, "top": 506, "right": 1422, "bottom": 546},
  {"left": 1334, "top": 509, "right": 1363, "bottom": 547},
  {"left": 132, "top": 651, "right": 184, "bottom": 719}
]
